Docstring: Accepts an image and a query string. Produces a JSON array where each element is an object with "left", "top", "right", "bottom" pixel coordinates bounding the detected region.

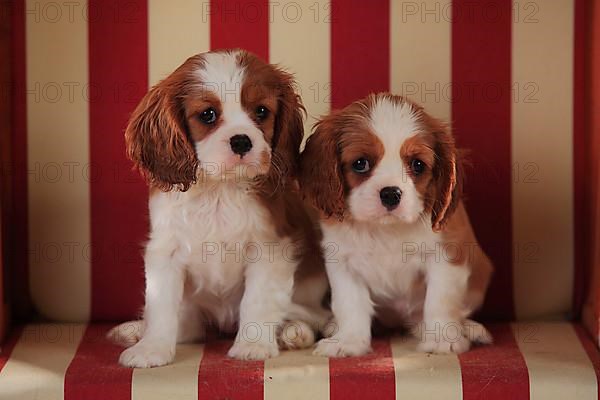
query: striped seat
[
  {"left": 3, "top": 0, "right": 600, "bottom": 398},
  {"left": 0, "top": 323, "right": 599, "bottom": 399}
]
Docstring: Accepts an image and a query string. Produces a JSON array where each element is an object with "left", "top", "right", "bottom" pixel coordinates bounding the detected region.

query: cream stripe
[
  {"left": 146, "top": 14, "right": 209, "bottom": 392},
  {"left": 26, "top": 0, "right": 90, "bottom": 321},
  {"left": 149, "top": 0, "right": 211, "bottom": 86},
  {"left": 132, "top": 344, "right": 204, "bottom": 400},
  {"left": 269, "top": 0, "right": 331, "bottom": 144},
  {"left": 390, "top": 0, "right": 452, "bottom": 122},
  {"left": 264, "top": 349, "right": 329, "bottom": 400},
  {"left": 391, "top": 336, "right": 462, "bottom": 399},
  {"left": 513, "top": 322, "right": 598, "bottom": 399},
  {"left": 0, "top": 324, "right": 85, "bottom": 400},
  {"left": 512, "top": 0, "right": 575, "bottom": 319}
]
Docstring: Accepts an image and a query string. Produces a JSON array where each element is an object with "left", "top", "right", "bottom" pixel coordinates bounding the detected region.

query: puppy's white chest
[
  {"left": 325, "top": 222, "right": 434, "bottom": 298},
  {"left": 151, "top": 184, "right": 272, "bottom": 294}
]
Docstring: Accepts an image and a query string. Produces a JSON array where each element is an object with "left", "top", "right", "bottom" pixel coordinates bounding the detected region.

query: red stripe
[
  {"left": 0, "top": 326, "right": 24, "bottom": 373},
  {"left": 451, "top": 0, "right": 513, "bottom": 320},
  {"left": 572, "top": 0, "right": 587, "bottom": 319},
  {"left": 89, "top": 0, "right": 148, "bottom": 320},
  {"left": 210, "top": 0, "right": 269, "bottom": 61},
  {"left": 198, "top": 340, "right": 264, "bottom": 400},
  {"left": 459, "top": 324, "right": 529, "bottom": 400},
  {"left": 64, "top": 324, "right": 132, "bottom": 400},
  {"left": 574, "top": 324, "right": 600, "bottom": 399},
  {"left": 330, "top": 0, "right": 389, "bottom": 109},
  {"left": 591, "top": 0, "right": 600, "bottom": 340},
  {"left": 9, "top": 0, "right": 31, "bottom": 319},
  {"left": 328, "top": 338, "right": 395, "bottom": 400}
]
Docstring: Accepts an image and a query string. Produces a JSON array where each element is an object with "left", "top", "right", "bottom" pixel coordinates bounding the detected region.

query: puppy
[
  {"left": 108, "top": 50, "right": 329, "bottom": 367},
  {"left": 299, "top": 93, "right": 493, "bottom": 357}
]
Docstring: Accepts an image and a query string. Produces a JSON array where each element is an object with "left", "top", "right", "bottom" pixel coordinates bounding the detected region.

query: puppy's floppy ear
[
  {"left": 431, "top": 127, "right": 463, "bottom": 231},
  {"left": 125, "top": 66, "right": 198, "bottom": 192},
  {"left": 270, "top": 69, "right": 305, "bottom": 179},
  {"left": 299, "top": 114, "right": 345, "bottom": 219}
]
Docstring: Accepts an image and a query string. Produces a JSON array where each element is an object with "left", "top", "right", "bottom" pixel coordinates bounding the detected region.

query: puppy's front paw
[
  {"left": 313, "top": 337, "right": 371, "bottom": 358},
  {"left": 417, "top": 334, "right": 471, "bottom": 354},
  {"left": 118, "top": 340, "right": 175, "bottom": 368},
  {"left": 228, "top": 341, "right": 279, "bottom": 360}
]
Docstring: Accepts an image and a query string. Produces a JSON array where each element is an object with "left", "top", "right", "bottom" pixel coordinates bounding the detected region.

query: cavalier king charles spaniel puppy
[
  {"left": 299, "top": 93, "right": 493, "bottom": 357},
  {"left": 108, "top": 50, "right": 329, "bottom": 367}
]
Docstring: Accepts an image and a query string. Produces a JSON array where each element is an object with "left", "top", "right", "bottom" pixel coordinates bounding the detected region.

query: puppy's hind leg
[
  {"left": 176, "top": 297, "right": 205, "bottom": 343},
  {"left": 280, "top": 273, "right": 332, "bottom": 350},
  {"left": 278, "top": 320, "right": 316, "bottom": 350},
  {"left": 279, "top": 306, "right": 331, "bottom": 350},
  {"left": 107, "top": 320, "right": 145, "bottom": 348},
  {"left": 463, "top": 319, "right": 493, "bottom": 345},
  {"left": 107, "top": 299, "right": 205, "bottom": 348}
]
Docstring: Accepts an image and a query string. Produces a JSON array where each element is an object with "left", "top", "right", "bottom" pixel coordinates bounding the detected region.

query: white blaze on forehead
[
  {"left": 191, "top": 51, "right": 269, "bottom": 182},
  {"left": 348, "top": 96, "right": 425, "bottom": 223},
  {"left": 196, "top": 50, "right": 246, "bottom": 105},
  {"left": 196, "top": 50, "right": 253, "bottom": 127},
  {"left": 368, "top": 97, "right": 421, "bottom": 153}
]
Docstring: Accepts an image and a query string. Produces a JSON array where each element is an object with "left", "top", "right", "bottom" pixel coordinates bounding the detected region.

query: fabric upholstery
[
  {"left": 583, "top": 0, "right": 600, "bottom": 349},
  {"left": 0, "top": 211, "right": 6, "bottom": 342},
  {"left": 0, "top": 322, "right": 598, "bottom": 399},
  {"left": 8, "top": 0, "right": 587, "bottom": 322},
  {"left": 0, "top": 0, "right": 11, "bottom": 343}
]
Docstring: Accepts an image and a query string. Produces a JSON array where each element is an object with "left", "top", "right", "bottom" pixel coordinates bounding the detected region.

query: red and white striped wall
[{"left": 10, "top": 0, "right": 586, "bottom": 322}]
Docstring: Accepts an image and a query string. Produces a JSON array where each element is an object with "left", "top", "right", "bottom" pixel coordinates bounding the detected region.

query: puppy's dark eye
[
  {"left": 255, "top": 105, "right": 269, "bottom": 121},
  {"left": 411, "top": 158, "right": 426, "bottom": 176},
  {"left": 199, "top": 108, "right": 217, "bottom": 124},
  {"left": 351, "top": 158, "right": 371, "bottom": 174}
]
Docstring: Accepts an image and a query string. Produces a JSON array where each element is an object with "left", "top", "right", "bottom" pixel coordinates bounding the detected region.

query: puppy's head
[
  {"left": 125, "top": 50, "right": 304, "bottom": 191},
  {"left": 299, "top": 93, "right": 461, "bottom": 231}
]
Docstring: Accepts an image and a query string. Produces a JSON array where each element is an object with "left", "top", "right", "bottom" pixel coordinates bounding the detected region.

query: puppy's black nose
[
  {"left": 230, "top": 134, "right": 253, "bottom": 156},
  {"left": 380, "top": 186, "right": 402, "bottom": 210}
]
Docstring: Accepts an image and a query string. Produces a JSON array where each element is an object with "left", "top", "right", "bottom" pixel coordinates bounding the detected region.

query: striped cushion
[
  {"left": 0, "top": 323, "right": 598, "bottom": 399},
  {"left": 9, "top": 0, "right": 586, "bottom": 322}
]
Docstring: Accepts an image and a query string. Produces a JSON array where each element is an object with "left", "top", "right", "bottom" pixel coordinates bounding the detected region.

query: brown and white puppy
[
  {"left": 299, "top": 93, "right": 493, "bottom": 357},
  {"left": 108, "top": 50, "right": 329, "bottom": 367}
]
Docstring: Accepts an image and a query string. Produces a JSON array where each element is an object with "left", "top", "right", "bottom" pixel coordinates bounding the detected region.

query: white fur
[
  {"left": 195, "top": 51, "right": 270, "bottom": 181},
  {"left": 348, "top": 99, "right": 423, "bottom": 223},
  {"left": 314, "top": 218, "right": 482, "bottom": 357},
  {"left": 118, "top": 182, "right": 295, "bottom": 367},
  {"left": 314, "top": 97, "right": 489, "bottom": 358},
  {"left": 113, "top": 51, "right": 325, "bottom": 368}
]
